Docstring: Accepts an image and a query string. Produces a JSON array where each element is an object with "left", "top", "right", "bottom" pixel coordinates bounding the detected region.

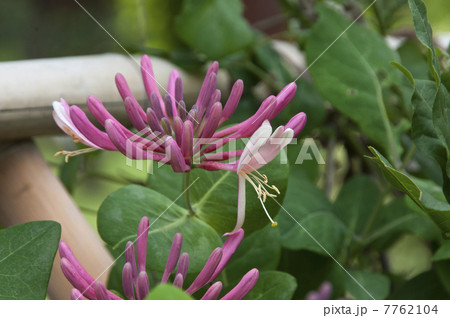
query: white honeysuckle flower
[
  {"left": 53, "top": 100, "right": 91, "bottom": 146},
  {"left": 226, "top": 120, "right": 295, "bottom": 235},
  {"left": 52, "top": 99, "right": 101, "bottom": 161}
]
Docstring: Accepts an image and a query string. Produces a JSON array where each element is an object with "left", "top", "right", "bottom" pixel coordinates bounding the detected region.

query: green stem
[
  {"left": 399, "top": 144, "right": 417, "bottom": 171},
  {"left": 364, "top": 214, "right": 417, "bottom": 245},
  {"left": 244, "top": 61, "right": 284, "bottom": 91},
  {"left": 184, "top": 172, "right": 195, "bottom": 215},
  {"left": 372, "top": 2, "right": 386, "bottom": 36},
  {"left": 136, "top": 0, "right": 148, "bottom": 47},
  {"left": 375, "top": 83, "right": 400, "bottom": 168},
  {"left": 338, "top": 118, "right": 379, "bottom": 177},
  {"left": 361, "top": 186, "right": 392, "bottom": 239},
  {"left": 325, "top": 136, "right": 336, "bottom": 198},
  {"left": 345, "top": 186, "right": 392, "bottom": 264},
  {"left": 221, "top": 270, "right": 229, "bottom": 288}
]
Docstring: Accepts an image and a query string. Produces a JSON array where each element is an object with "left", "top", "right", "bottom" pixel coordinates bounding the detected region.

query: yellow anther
[
  {"left": 270, "top": 185, "right": 280, "bottom": 195},
  {"left": 271, "top": 222, "right": 278, "bottom": 227},
  {"left": 262, "top": 174, "right": 268, "bottom": 183}
]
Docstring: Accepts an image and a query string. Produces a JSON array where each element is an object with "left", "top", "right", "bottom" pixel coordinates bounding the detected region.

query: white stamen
[
  {"left": 259, "top": 197, "right": 278, "bottom": 227},
  {"left": 242, "top": 172, "right": 279, "bottom": 227},
  {"left": 55, "top": 147, "right": 98, "bottom": 162}
]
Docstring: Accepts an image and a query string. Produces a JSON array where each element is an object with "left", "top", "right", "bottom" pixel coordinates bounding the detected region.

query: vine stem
[
  {"left": 345, "top": 186, "right": 392, "bottom": 264},
  {"left": 184, "top": 171, "right": 196, "bottom": 215},
  {"left": 325, "top": 136, "right": 336, "bottom": 198},
  {"left": 399, "top": 144, "right": 417, "bottom": 171},
  {"left": 243, "top": 61, "right": 284, "bottom": 91},
  {"left": 361, "top": 185, "right": 392, "bottom": 240},
  {"left": 136, "top": 0, "right": 148, "bottom": 47},
  {"left": 375, "top": 82, "right": 400, "bottom": 168}
]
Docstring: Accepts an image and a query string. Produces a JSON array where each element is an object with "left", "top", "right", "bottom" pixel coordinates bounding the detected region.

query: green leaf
[
  {"left": 306, "top": 4, "right": 400, "bottom": 156},
  {"left": 253, "top": 42, "right": 294, "bottom": 85},
  {"left": 369, "top": 0, "right": 409, "bottom": 34},
  {"left": 286, "top": 140, "right": 323, "bottom": 182},
  {"left": 432, "top": 84, "right": 450, "bottom": 201},
  {"left": 395, "top": 68, "right": 450, "bottom": 201},
  {"left": 175, "top": 0, "right": 255, "bottom": 59},
  {"left": 389, "top": 271, "right": 449, "bottom": 299},
  {"left": 245, "top": 271, "right": 297, "bottom": 300},
  {"left": 147, "top": 163, "right": 185, "bottom": 207},
  {"left": 411, "top": 80, "right": 448, "bottom": 168},
  {"left": 391, "top": 61, "right": 415, "bottom": 86},
  {"left": 433, "top": 84, "right": 450, "bottom": 155},
  {"left": 435, "top": 259, "right": 450, "bottom": 296},
  {"left": 368, "top": 146, "right": 450, "bottom": 236},
  {"left": 345, "top": 270, "right": 390, "bottom": 300},
  {"left": 278, "top": 250, "right": 346, "bottom": 299},
  {"left": 190, "top": 151, "right": 289, "bottom": 234},
  {"left": 442, "top": 70, "right": 450, "bottom": 92},
  {"left": 433, "top": 241, "right": 450, "bottom": 261},
  {"left": 333, "top": 175, "right": 382, "bottom": 236},
  {"left": 144, "top": 284, "right": 193, "bottom": 300},
  {"left": 278, "top": 170, "right": 346, "bottom": 256},
  {"left": 277, "top": 169, "right": 330, "bottom": 224},
  {"left": 115, "top": 0, "right": 182, "bottom": 51},
  {"left": 0, "top": 221, "right": 61, "bottom": 300},
  {"left": 368, "top": 147, "right": 422, "bottom": 205},
  {"left": 368, "top": 197, "right": 440, "bottom": 248},
  {"left": 407, "top": 0, "right": 441, "bottom": 84},
  {"left": 280, "top": 212, "right": 347, "bottom": 256},
  {"left": 411, "top": 143, "right": 444, "bottom": 185},
  {"left": 97, "top": 184, "right": 222, "bottom": 273},
  {"left": 396, "top": 40, "right": 432, "bottom": 81},
  {"left": 225, "top": 224, "right": 281, "bottom": 283}
]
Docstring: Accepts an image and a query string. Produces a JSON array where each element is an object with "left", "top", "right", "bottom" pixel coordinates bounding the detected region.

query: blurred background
[
  {"left": 2, "top": 0, "right": 450, "bottom": 299},
  {"left": 1, "top": 0, "right": 449, "bottom": 62}
]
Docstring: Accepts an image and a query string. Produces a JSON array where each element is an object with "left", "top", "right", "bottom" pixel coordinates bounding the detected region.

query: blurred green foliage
[{"left": 0, "top": 0, "right": 117, "bottom": 61}]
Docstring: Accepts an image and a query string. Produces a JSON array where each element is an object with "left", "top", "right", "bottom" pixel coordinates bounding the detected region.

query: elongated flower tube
[
  {"left": 220, "top": 269, "right": 259, "bottom": 300},
  {"left": 59, "top": 217, "right": 257, "bottom": 300},
  {"left": 52, "top": 55, "right": 303, "bottom": 171}
]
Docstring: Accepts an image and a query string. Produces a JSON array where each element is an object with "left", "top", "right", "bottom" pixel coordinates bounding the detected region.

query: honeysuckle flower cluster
[
  {"left": 53, "top": 55, "right": 306, "bottom": 232},
  {"left": 59, "top": 216, "right": 258, "bottom": 300},
  {"left": 53, "top": 55, "right": 305, "bottom": 169},
  {"left": 306, "top": 282, "right": 333, "bottom": 300}
]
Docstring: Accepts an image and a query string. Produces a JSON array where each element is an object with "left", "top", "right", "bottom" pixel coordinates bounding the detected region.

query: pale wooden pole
[
  {"left": 0, "top": 141, "right": 114, "bottom": 299},
  {"left": 0, "top": 53, "right": 228, "bottom": 140}
]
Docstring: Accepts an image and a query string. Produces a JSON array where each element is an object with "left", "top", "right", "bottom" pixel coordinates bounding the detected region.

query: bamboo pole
[
  {"left": 0, "top": 141, "right": 114, "bottom": 299},
  {"left": 0, "top": 53, "right": 229, "bottom": 140}
]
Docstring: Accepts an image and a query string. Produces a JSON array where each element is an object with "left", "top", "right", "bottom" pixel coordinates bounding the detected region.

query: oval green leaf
[
  {"left": 0, "top": 221, "right": 61, "bottom": 300},
  {"left": 97, "top": 184, "right": 222, "bottom": 273}
]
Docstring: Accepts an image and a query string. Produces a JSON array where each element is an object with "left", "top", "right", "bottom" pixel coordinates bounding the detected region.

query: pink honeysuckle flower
[
  {"left": 52, "top": 54, "right": 303, "bottom": 171},
  {"left": 59, "top": 216, "right": 258, "bottom": 300},
  {"left": 198, "top": 116, "right": 306, "bottom": 234},
  {"left": 306, "top": 281, "right": 333, "bottom": 300}
]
